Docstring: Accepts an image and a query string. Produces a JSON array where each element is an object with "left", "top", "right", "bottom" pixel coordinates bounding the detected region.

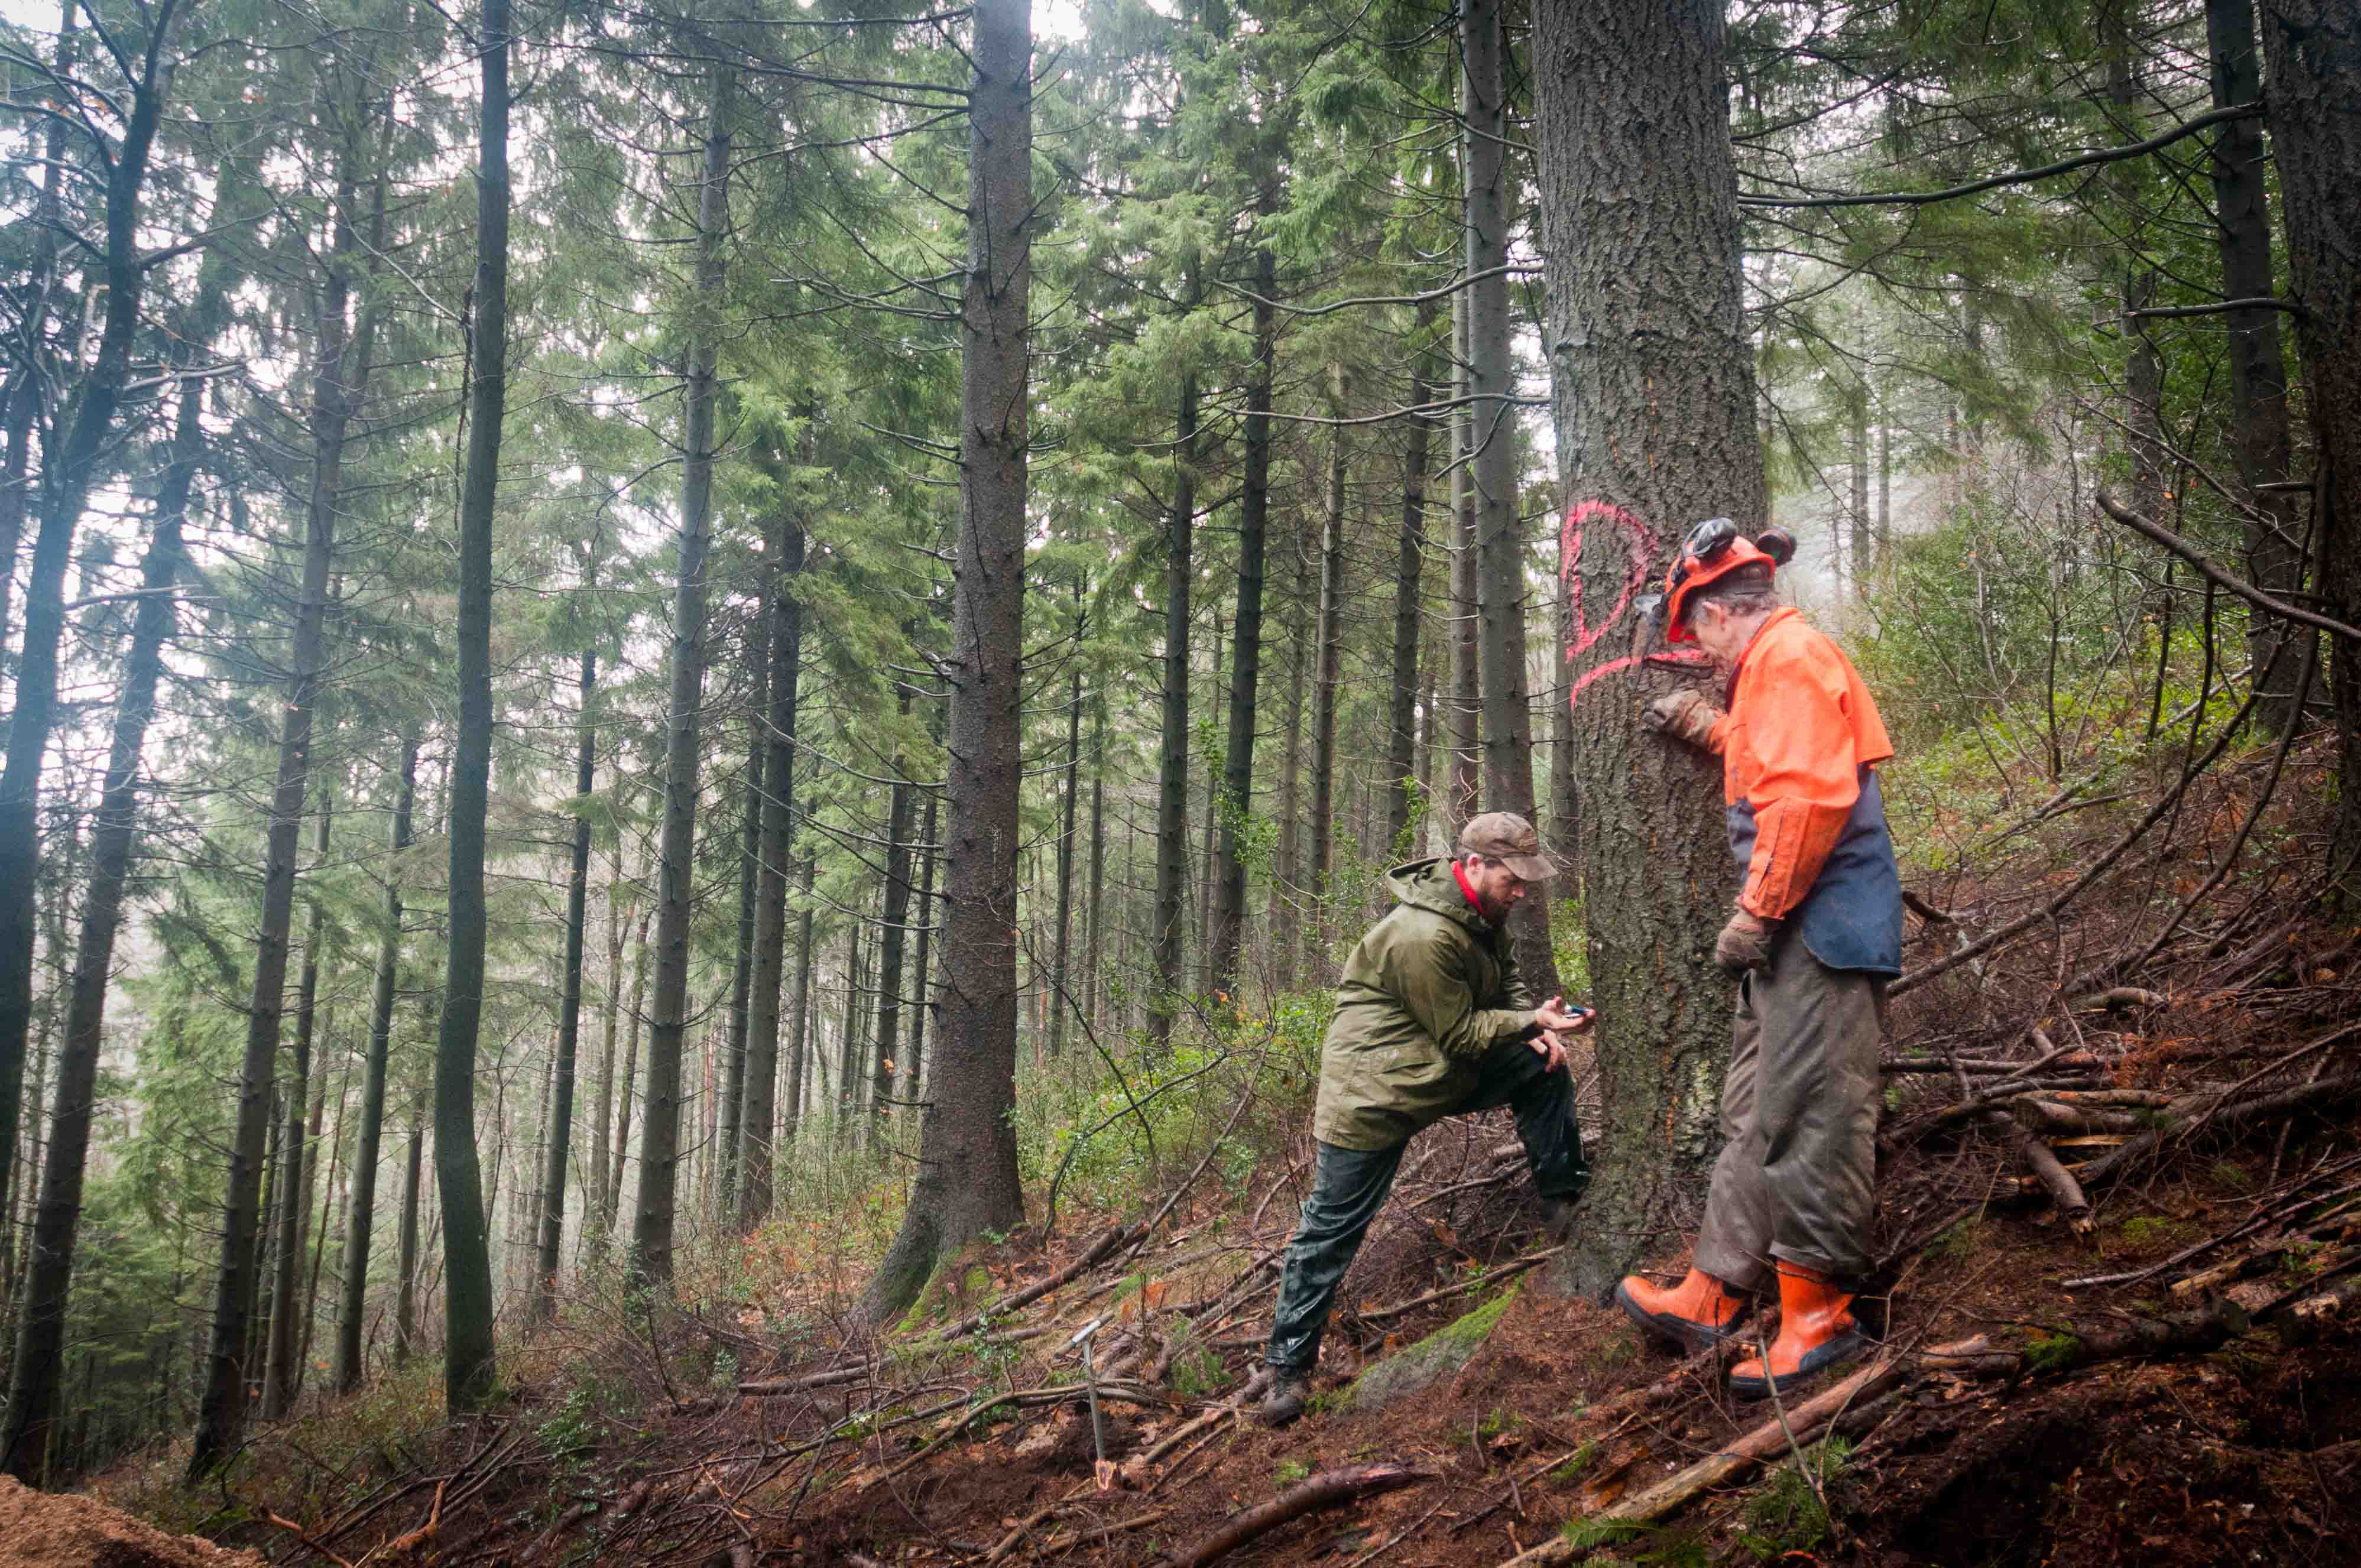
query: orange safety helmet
[{"left": 1660, "top": 518, "right": 1796, "bottom": 642}]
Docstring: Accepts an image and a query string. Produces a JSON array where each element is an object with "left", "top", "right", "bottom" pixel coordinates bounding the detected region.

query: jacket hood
[{"left": 1386, "top": 856, "right": 1492, "bottom": 933}]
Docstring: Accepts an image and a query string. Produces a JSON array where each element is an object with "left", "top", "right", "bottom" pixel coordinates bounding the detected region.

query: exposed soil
[{"left": 0, "top": 1477, "right": 264, "bottom": 1568}]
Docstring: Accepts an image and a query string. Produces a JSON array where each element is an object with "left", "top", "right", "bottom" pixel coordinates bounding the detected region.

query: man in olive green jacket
[{"left": 1260, "top": 813, "right": 1594, "bottom": 1426}]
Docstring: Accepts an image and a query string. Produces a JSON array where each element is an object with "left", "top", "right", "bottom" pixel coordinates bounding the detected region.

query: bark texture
[
  {"left": 862, "top": 0, "right": 1032, "bottom": 1320},
  {"left": 1209, "top": 248, "right": 1275, "bottom": 999},
  {"left": 1532, "top": 0, "right": 1769, "bottom": 1296},
  {"left": 2257, "top": 1, "right": 2360, "bottom": 877},
  {"left": 740, "top": 509, "right": 803, "bottom": 1224},
  {"left": 1149, "top": 370, "right": 1199, "bottom": 1046}
]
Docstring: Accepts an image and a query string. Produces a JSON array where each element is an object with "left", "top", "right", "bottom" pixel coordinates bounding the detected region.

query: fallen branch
[
  {"left": 1162, "top": 1463, "right": 1432, "bottom": 1567},
  {"left": 2077, "top": 1074, "right": 2361, "bottom": 1190},
  {"left": 261, "top": 1511, "right": 359, "bottom": 1568},
  {"left": 1352, "top": 1247, "right": 1560, "bottom": 1327},
  {"left": 1498, "top": 1356, "right": 1911, "bottom": 1564}
]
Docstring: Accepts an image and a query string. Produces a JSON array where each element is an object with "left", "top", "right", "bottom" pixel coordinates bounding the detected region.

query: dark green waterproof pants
[{"left": 1263, "top": 1033, "right": 1586, "bottom": 1374}]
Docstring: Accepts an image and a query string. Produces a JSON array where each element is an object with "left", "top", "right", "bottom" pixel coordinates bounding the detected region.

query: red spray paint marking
[{"left": 1559, "top": 499, "right": 1713, "bottom": 705}]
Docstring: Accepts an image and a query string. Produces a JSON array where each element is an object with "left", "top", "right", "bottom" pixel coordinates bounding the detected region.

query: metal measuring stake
[{"left": 1063, "top": 1313, "right": 1109, "bottom": 1469}]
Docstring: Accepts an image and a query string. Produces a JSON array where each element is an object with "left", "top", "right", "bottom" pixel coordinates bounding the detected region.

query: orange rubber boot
[
  {"left": 1614, "top": 1268, "right": 1750, "bottom": 1353},
  {"left": 1728, "top": 1262, "right": 1866, "bottom": 1400}
]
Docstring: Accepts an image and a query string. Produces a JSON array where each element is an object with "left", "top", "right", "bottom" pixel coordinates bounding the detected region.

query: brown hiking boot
[
  {"left": 1614, "top": 1267, "right": 1750, "bottom": 1352},
  {"left": 1258, "top": 1371, "right": 1312, "bottom": 1428},
  {"left": 1728, "top": 1261, "right": 1868, "bottom": 1400}
]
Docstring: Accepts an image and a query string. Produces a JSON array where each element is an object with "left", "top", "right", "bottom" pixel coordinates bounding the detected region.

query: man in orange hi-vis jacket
[{"left": 1614, "top": 518, "right": 1903, "bottom": 1400}]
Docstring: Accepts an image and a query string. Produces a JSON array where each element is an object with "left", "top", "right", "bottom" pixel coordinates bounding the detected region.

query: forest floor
[{"left": 93, "top": 740, "right": 2361, "bottom": 1566}]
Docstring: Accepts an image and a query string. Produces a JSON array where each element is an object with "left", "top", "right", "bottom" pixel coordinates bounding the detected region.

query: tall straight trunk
[
  {"left": 430, "top": 0, "right": 514, "bottom": 1417},
  {"left": 2256, "top": 0, "right": 2361, "bottom": 875},
  {"left": 609, "top": 908, "right": 651, "bottom": 1225},
  {"left": 1082, "top": 707, "right": 1107, "bottom": 1030},
  {"left": 2, "top": 352, "right": 199, "bottom": 1480},
  {"left": 718, "top": 654, "right": 763, "bottom": 1218},
  {"left": 586, "top": 875, "right": 624, "bottom": 1255},
  {"left": 1448, "top": 285, "right": 1483, "bottom": 836},
  {"left": 783, "top": 816, "right": 818, "bottom": 1159},
  {"left": 635, "top": 65, "right": 733, "bottom": 1286},
  {"left": 740, "top": 515, "right": 803, "bottom": 1226},
  {"left": 1876, "top": 398, "right": 1892, "bottom": 552},
  {"left": 1384, "top": 339, "right": 1437, "bottom": 854},
  {"left": 1533, "top": 0, "right": 1769, "bottom": 1296},
  {"left": 901, "top": 789, "right": 939, "bottom": 1098},
  {"left": 0, "top": 0, "right": 181, "bottom": 1285},
  {"left": 1419, "top": 660, "right": 1444, "bottom": 855},
  {"left": 250, "top": 1107, "right": 283, "bottom": 1385},
  {"left": 1549, "top": 524, "right": 1578, "bottom": 871},
  {"left": 391, "top": 1100, "right": 422, "bottom": 1368},
  {"left": 333, "top": 733, "right": 415, "bottom": 1392},
  {"left": 265, "top": 797, "right": 333, "bottom": 1418},
  {"left": 1309, "top": 373, "right": 1348, "bottom": 922},
  {"left": 1149, "top": 371, "right": 1199, "bottom": 1047},
  {"left": 192, "top": 125, "right": 362, "bottom": 1474},
  {"left": 531, "top": 643, "right": 595, "bottom": 1319},
  {"left": 1464, "top": 0, "right": 1558, "bottom": 995},
  {"left": 297, "top": 1046, "right": 349, "bottom": 1391},
  {"left": 1046, "top": 655, "right": 1084, "bottom": 1054},
  {"left": 864, "top": 0, "right": 1032, "bottom": 1320},
  {"left": 1210, "top": 249, "right": 1275, "bottom": 996},
  {"left": 2208, "top": 0, "right": 2302, "bottom": 730},
  {"left": 836, "top": 924, "right": 865, "bottom": 1121},
  {"left": 871, "top": 733, "right": 916, "bottom": 1109}
]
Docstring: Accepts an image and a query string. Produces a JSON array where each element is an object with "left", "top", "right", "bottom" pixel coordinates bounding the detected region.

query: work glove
[
  {"left": 1642, "top": 689, "right": 1727, "bottom": 753},
  {"left": 1714, "top": 908, "right": 1778, "bottom": 973}
]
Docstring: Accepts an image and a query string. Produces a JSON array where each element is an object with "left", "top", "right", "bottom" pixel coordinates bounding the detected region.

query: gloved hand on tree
[
  {"left": 1714, "top": 908, "right": 1778, "bottom": 973},
  {"left": 1642, "top": 689, "right": 1726, "bottom": 752}
]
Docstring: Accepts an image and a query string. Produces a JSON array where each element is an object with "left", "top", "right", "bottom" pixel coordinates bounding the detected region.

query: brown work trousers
[{"left": 1691, "top": 928, "right": 1885, "bottom": 1288}]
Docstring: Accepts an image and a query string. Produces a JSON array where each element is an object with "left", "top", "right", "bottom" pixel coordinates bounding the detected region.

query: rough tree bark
[
  {"left": 264, "top": 797, "right": 333, "bottom": 1418},
  {"left": 719, "top": 642, "right": 764, "bottom": 1213},
  {"left": 1309, "top": 368, "right": 1348, "bottom": 930},
  {"left": 1047, "top": 624, "right": 1084, "bottom": 1055},
  {"left": 870, "top": 717, "right": 916, "bottom": 1111},
  {"left": 1533, "top": 0, "right": 1770, "bottom": 1296},
  {"left": 431, "top": 0, "right": 514, "bottom": 1413},
  {"left": 333, "top": 733, "right": 415, "bottom": 1391},
  {"left": 863, "top": 0, "right": 1032, "bottom": 1319},
  {"left": 635, "top": 64, "right": 734, "bottom": 1286},
  {"left": 2209, "top": 0, "right": 2303, "bottom": 731},
  {"left": 2258, "top": 1, "right": 2360, "bottom": 876}
]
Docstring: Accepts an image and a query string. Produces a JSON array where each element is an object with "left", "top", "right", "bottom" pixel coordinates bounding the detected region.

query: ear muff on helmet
[{"left": 1662, "top": 522, "right": 1794, "bottom": 641}]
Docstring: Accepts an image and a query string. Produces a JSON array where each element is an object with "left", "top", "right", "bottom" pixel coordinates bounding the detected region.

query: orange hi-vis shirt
[{"left": 1707, "top": 608, "right": 1895, "bottom": 924}]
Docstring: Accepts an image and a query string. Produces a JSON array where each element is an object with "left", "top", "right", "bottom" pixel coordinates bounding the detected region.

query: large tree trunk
[
  {"left": 634, "top": 66, "right": 733, "bottom": 1285},
  {"left": 1, "top": 348, "right": 199, "bottom": 1481},
  {"left": 265, "top": 797, "right": 333, "bottom": 1418},
  {"left": 333, "top": 733, "right": 416, "bottom": 1391},
  {"left": 783, "top": 810, "right": 818, "bottom": 1158},
  {"left": 0, "top": 0, "right": 181, "bottom": 1297},
  {"left": 586, "top": 869, "right": 626, "bottom": 1259},
  {"left": 1532, "top": 0, "right": 1769, "bottom": 1296},
  {"left": 1448, "top": 288, "right": 1483, "bottom": 837},
  {"left": 1082, "top": 707, "right": 1107, "bottom": 1029},
  {"left": 0, "top": 0, "right": 74, "bottom": 656},
  {"left": 2209, "top": 0, "right": 2304, "bottom": 731},
  {"left": 862, "top": 0, "right": 1032, "bottom": 1320},
  {"left": 1464, "top": 0, "right": 1558, "bottom": 997},
  {"left": 1149, "top": 370, "right": 1199, "bottom": 1047},
  {"left": 1210, "top": 248, "right": 1275, "bottom": 998},
  {"left": 531, "top": 641, "right": 596, "bottom": 1319},
  {"left": 2259, "top": 1, "right": 2361, "bottom": 877},
  {"left": 2106, "top": 4, "right": 2168, "bottom": 537},
  {"left": 432, "top": 0, "right": 514, "bottom": 1414},
  {"left": 609, "top": 908, "right": 651, "bottom": 1225},
  {"left": 740, "top": 511, "right": 803, "bottom": 1226}
]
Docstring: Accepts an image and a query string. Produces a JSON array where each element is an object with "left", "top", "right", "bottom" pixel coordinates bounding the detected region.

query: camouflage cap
[{"left": 1457, "top": 811, "right": 1555, "bottom": 882}]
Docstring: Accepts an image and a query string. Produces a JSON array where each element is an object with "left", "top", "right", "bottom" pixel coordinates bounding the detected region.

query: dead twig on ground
[{"left": 1161, "top": 1462, "right": 1434, "bottom": 1567}]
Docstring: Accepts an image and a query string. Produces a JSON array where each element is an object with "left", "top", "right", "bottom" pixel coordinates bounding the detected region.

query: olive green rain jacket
[{"left": 1311, "top": 858, "right": 1541, "bottom": 1151}]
